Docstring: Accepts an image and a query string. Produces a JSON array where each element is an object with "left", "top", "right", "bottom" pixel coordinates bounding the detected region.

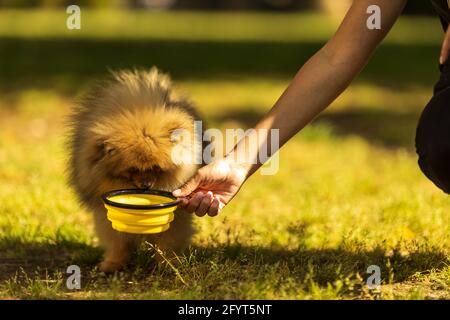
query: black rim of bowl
[{"left": 102, "top": 189, "right": 180, "bottom": 210}]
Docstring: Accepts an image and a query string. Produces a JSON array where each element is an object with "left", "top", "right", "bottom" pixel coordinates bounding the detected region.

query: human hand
[{"left": 172, "top": 158, "right": 248, "bottom": 217}]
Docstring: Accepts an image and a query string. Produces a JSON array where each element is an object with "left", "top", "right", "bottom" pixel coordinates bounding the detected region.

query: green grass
[{"left": 0, "top": 9, "right": 450, "bottom": 299}]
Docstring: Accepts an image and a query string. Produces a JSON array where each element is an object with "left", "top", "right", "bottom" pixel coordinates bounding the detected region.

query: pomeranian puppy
[{"left": 68, "top": 68, "right": 203, "bottom": 273}]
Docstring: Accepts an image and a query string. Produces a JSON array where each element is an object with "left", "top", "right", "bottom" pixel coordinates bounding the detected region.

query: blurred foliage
[
  {"left": 0, "top": 0, "right": 436, "bottom": 14},
  {"left": 0, "top": 0, "right": 127, "bottom": 8}
]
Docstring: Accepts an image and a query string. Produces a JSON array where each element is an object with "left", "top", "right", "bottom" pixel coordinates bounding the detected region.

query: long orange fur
[{"left": 68, "top": 68, "right": 203, "bottom": 272}]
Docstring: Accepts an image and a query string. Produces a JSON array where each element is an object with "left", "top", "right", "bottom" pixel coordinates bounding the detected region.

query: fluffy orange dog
[{"left": 68, "top": 68, "right": 203, "bottom": 273}]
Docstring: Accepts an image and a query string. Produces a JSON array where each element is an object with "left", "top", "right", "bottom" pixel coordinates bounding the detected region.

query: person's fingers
[
  {"left": 173, "top": 173, "right": 201, "bottom": 197},
  {"left": 185, "top": 192, "right": 204, "bottom": 213},
  {"left": 195, "top": 192, "right": 213, "bottom": 217},
  {"left": 207, "top": 198, "right": 220, "bottom": 217},
  {"left": 440, "top": 28, "right": 450, "bottom": 65},
  {"left": 177, "top": 197, "right": 189, "bottom": 209}
]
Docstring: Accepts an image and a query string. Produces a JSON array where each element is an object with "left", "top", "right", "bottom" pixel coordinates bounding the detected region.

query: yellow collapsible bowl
[{"left": 101, "top": 189, "right": 180, "bottom": 234}]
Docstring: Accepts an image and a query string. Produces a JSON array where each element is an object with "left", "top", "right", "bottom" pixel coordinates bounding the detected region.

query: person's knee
[
  {"left": 416, "top": 88, "right": 450, "bottom": 194},
  {"left": 418, "top": 150, "right": 450, "bottom": 194}
]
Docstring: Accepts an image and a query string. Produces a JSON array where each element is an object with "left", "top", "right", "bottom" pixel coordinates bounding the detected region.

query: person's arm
[
  {"left": 174, "top": 0, "right": 407, "bottom": 216},
  {"left": 440, "top": 24, "right": 450, "bottom": 65}
]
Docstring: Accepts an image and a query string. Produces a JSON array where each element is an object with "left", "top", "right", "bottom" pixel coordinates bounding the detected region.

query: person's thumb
[{"left": 173, "top": 174, "right": 201, "bottom": 197}]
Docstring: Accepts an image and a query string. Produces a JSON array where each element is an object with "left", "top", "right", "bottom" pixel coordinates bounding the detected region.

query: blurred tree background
[{"left": 0, "top": 0, "right": 436, "bottom": 14}]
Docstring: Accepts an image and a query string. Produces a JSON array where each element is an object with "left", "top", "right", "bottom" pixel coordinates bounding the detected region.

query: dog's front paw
[{"left": 99, "top": 260, "right": 125, "bottom": 273}]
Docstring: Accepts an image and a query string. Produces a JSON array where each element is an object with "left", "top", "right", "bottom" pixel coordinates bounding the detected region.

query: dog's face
[{"left": 86, "top": 106, "right": 200, "bottom": 192}]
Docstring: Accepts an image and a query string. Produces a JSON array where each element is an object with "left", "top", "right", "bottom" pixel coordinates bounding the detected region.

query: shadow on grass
[
  {"left": 188, "top": 241, "right": 449, "bottom": 288},
  {"left": 208, "top": 107, "right": 263, "bottom": 128},
  {"left": 316, "top": 108, "right": 423, "bottom": 149},
  {"left": 0, "top": 237, "right": 447, "bottom": 290},
  {"left": 211, "top": 105, "right": 424, "bottom": 149},
  {"left": 0, "top": 37, "right": 437, "bottom": 150},
  {"left": 0, "top": 37, "right": 440, "bottom": 95},
  {"left": 0, "top": 238, "right": 102, "bottom": 283}
]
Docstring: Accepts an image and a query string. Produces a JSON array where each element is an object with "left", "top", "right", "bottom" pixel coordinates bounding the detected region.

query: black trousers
[{"left": 416, "top": 62, "right": 450, "bottom": 194}]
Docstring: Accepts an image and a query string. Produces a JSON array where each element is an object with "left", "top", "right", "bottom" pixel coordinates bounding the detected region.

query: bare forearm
[
  {"left": 226, "top": 0, "right": 406, "bottom": 179},
  {"left": 175, "top": 0, "right": 408, "bottom": 216},
  {"left": 227, "top": 47, "right": 369, "bottom": 177}
]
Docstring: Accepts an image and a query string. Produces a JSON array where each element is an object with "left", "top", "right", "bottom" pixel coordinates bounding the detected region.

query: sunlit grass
[
  {"left": 0, "top": 9, "right": 442, "bottom": 45},
  {"left": 1, "top": 79, "right": 449, "bottom": 299},
  {"left": 0, "top": 9, "right": 449, "bottom": 300}
]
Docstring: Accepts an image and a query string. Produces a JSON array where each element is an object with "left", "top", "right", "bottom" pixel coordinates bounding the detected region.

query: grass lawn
[{"left": 0, "top": 9, "right": 450, "bottom": 299}]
